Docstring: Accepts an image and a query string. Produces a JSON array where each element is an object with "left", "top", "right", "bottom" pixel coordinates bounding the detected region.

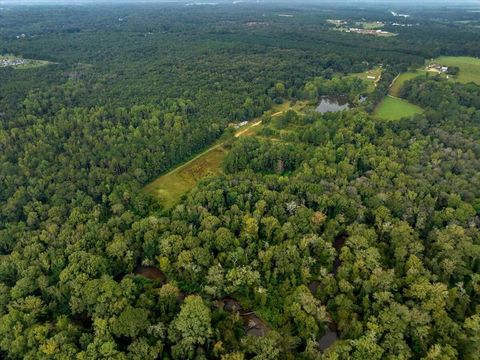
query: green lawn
[
  {"left": 390, "top": 56, "right": 480, "bottom": 96},
  {"left": 434, "top": 56, "right": 480, "bottom": 84},
  {"left": 374, "top": 96, "right": 424, "bottom": 121}
]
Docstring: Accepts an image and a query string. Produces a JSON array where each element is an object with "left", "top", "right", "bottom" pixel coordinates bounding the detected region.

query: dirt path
[
  {"left": 235, "top": 109, "right": 285, "bottom": 137},
  {"left": 388, "top": 74, "right": 400, "bottom": 95},
  {"left": 235, "top": 120, "right": 262, "bottom": 137}
]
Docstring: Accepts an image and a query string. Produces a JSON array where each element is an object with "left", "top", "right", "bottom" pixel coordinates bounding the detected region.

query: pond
[{"left": 316, "top": 96, "right": 351, "bottom": 113}]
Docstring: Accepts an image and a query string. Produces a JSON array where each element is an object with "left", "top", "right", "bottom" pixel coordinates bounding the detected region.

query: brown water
[
  {"left": 133, "top": 265, "right": 167, "bottom": 282},
  {"left": 308, "top": 233, "right": 348, "bottom": 351},
  {"left": 216, "top": 297, "right": 269, "bottom": 337},
  {"left": 242, "top": 312, "right": 268, "bottom": 337}
]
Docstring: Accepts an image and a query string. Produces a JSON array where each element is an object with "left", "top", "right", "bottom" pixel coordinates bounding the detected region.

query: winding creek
[{"left": 130, "top": 233, "right": 347, "bottom": 351}]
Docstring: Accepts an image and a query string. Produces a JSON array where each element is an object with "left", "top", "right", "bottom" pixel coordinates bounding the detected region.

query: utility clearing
[{"left": 144, "top": 102, "right": 301, "bottom": 208}]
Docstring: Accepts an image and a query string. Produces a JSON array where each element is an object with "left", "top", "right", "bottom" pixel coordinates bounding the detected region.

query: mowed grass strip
[
  {"left": 144, "top": 146, "right": 227, "bottom": 208},
  {"left": 434, "top": 56, "right": 480, "bottom": 84},
  {"left": 374, "top": 96, "right": 423, "bottom": 121}
]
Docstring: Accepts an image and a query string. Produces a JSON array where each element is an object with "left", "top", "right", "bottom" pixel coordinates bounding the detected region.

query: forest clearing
[
  {"left": 389, "top": 71, "right": 425, "bottom": 97},
  {"left": 346, "top": 66, "right": 382, "bottom": 92},
  {"left": 389, "top": 56, "right": 480, "bottom": 97},
  {"left": 143, "top": 102, "right": 299, "bottom": 208},
  {"left": 434, "top": 56, "right": 480, "bottom": 84},
  {"left": 374, "top": 95, "right": 424, "bottom": 120},
  {"left": 379, "top": 55, "right": 480, "bottom": 120},
  {"left": 0, "top": 54, "right": 51, "bottom": 69}
]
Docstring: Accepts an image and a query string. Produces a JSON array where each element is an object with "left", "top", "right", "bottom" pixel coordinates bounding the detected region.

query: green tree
[{"left": 168, "top": 295, "right": 213, "bottom": 359}]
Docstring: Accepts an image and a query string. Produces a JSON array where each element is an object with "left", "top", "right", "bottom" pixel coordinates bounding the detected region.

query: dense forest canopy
[{"left": 0, "top": 2, "right": 479, "bottom": 359}]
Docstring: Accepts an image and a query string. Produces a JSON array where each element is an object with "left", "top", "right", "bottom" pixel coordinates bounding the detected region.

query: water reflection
[{"left": 316, "top": 96, "right": 351, "bottom": 113}]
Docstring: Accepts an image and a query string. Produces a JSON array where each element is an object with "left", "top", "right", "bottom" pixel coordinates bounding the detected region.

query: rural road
[
  {"left": 234, "top": 109, "right": 285, "bottom": 137},
  {"left": 235, "top": 120, "right": 262, "bottom": 137}
]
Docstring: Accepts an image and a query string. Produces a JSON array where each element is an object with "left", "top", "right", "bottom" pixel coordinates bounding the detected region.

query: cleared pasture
[{"left": 374, "top": 96, "right": 423, "bottom": 121}]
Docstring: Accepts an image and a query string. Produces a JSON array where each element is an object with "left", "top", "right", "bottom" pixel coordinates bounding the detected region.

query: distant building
[
  {"left": 0, "top": 57, "right": 29, "bottom": 68},
  {"left": 234, "top": 121, "right": 249, "bottom": 129}
]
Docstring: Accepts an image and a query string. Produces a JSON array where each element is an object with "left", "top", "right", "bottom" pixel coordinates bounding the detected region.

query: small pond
[{"left": 316, "top": 96, "right": 351, "bottom": 113}]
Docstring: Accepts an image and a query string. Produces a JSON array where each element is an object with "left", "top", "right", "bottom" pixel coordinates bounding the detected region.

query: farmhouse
[
  {"left": 391, "top": 11, "right": 410, "bottom": 18},
  {"left": 327, "top": 19, "right": 347, "bottom": 27},
  {"left": 427, "top": 63, "right": 449, "bottom": 73}
]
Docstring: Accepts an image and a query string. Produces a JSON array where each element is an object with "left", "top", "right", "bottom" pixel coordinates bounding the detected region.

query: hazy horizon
[{"left": 2, "top": 0, "right": 480, "bottom": 5}]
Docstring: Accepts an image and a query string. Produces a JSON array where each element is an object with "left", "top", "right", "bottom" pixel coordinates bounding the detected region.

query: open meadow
[
  {"left": 374, "top": 95, "right": 424, "bottom": 120},
  {"left": 434, "top": 56, "right": 480, "bottom": 84},
  {"left": 389, "top": 71, "right": 427, "bottom": 96}
]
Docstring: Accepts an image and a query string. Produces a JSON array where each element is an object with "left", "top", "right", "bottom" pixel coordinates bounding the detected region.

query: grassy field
[
  {"left": 389, "top": 71, "right": 427, "bottom": 97},
  {"left": 143, "top": 146, "right": 227, "bottom": 208},
  {"left": 434, "top": 56, "right": 480, "bottom": 84},
  {"left": 347, "top": 67, "right": 382, "bottom": 93},
  {"left": 144, "top": 101, "right": 300, "bottom": 208},
  {"left": 374, "top": 96, "right": 424, "bottom": 121},
  {"left": 389, "top": 56, "right": 480, "bottom": 96}
]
